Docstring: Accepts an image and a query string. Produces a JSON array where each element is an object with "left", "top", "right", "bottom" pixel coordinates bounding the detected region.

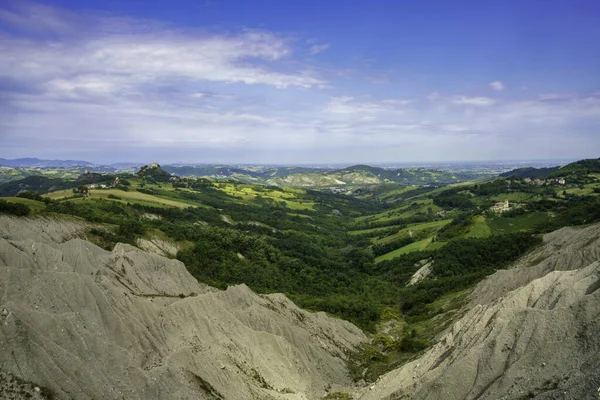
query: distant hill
[
  {"left": 548, "top": 158, "right": 600, "bottom": 177},
  {"left": 161, "top": 165, "right": 326, "bottom": 181},
  {"left": 500, "top": 166, "right": 560, "bottom": 179},
  {"left": 109, "top": 162, "right": 144, "bottom": 169},
  {"left": 0, "top": 165, "right": 119, "bottom": 186},
  {"left": 267, "top": 165, "right": 485, "bottom": 187},
  {"left": 0, "top": 158, "right": 95, "bottom": 168}
]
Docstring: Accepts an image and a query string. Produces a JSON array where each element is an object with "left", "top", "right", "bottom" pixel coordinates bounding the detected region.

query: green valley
[{"left": 2, "top": 158, "right": 600, "bottom": 382}]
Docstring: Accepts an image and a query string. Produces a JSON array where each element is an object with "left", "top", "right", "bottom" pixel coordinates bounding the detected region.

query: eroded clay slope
[
  {"left": 359, "top": 223, "right": 600, "bottom": 400},
  {"left": 0, "top": 216, "right": 366, "bottom": 399}
]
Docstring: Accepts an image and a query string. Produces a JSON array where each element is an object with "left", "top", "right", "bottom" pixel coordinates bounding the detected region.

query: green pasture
[{"left": 486, "top": 212, "right": 550, "bottom": 234}]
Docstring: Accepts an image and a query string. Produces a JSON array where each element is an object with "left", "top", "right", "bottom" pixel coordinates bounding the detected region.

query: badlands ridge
[{"left": 1, "top": 215, "right": 599, "bottom": 399}]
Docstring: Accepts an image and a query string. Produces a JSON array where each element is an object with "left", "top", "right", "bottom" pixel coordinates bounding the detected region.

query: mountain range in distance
[
  {"left": 0, "top": 157, "right": 583, "bottom": 189},
  {"left": 0, "top": 157, "right": 574, "bottom": 170},
  {"left": 0, "top": 158, "right": 97, "bottom": 168}
]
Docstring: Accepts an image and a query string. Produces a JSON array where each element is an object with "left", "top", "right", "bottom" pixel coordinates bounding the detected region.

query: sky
[{"left": 1, "top": 0, "right": 599, "bottom": 164}]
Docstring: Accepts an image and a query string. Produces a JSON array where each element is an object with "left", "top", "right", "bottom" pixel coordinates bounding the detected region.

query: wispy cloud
[
  {"left": 0, "top": 1, "right": 327, "bottom": 97},
  {"left": 324, "top": 96, "right": 411, "bottom": 114},
  {"left": 452, "top": 96, "right": 496, "bottom": 106},
  {"left": 490, "top": 81, "right": 505, "bottom": 91},
  {"left": 1, "top": 32, "right": 324, "bottom": 90}
]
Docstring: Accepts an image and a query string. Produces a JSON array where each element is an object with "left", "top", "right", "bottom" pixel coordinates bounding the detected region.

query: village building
[
  {"left": 491, "top": 199, "right": 510, "bottom": 213},
  {"left": 521, "top": 177, "right": 566, "bottom": 186}
]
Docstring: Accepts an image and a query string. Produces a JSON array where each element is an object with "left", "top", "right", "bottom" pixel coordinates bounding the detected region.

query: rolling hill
[
  {"left": 500, "top": 166, "right": 560, "bottom": 179},
  {"left": 267, "top": 165, "right": 487, "bottom": 187}
]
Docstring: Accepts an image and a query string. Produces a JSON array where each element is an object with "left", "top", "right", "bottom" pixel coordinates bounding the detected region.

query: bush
[
  {"left": 16, "top": 190, "right": 44, "bottom": 202},
  {"left": 436, "top": 214, "right": 473, "bottom": 240},
  {"left": 119, "top": 219, "right": 145, "bottom": 238},
  {"left": 0, "top": 199, "right": 31, "bottom": 216},
  {"left": 433, "top": 190, "right": 474, "bottom": 210}
]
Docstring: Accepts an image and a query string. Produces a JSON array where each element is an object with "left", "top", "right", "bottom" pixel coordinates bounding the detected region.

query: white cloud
[
  {"left": 0, "top": 2, "right": 324, "bottom": 90},
  {"left": 310, "top": 44, "right": 330, "bottom": 55},
  {"left": 324, "top": 97, "right": 411, "bottom": 114},
  {"left": 381, "top": 99, "right": 412, "bottom": 106},
  {"left": 490, "top": 81, "right": 505, "bottom": 91},
  {"left": 0, "top": 32, "right": 323, "bottom": 90},
  {"left": 3, "top": 86, "right": 600, "bottom": 162},
  {"left": 452, "top": 96, "right": 496, "bottom": 106}
]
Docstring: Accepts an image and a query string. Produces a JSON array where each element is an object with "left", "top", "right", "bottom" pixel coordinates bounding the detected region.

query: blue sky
[{"left": 1, "top": 0, "right": 599, "bottom": 164}]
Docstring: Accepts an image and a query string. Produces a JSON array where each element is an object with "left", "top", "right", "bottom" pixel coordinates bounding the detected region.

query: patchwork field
[
  {"left": 50, "top": 188, "right": 192, "bottom": 208},
  {"left": 375, "top": 237, "right": 436, "bottom": 263},
  {"left": 486, "top": 212, "right": 551, "bottom": 234},
  {"left": 215, "top": 183, "right": 315, "bottom": 210},
  {"left": 375, "top": 219, "right": 452, "bottom": 244},
  {"left": 357, "top": 199, "right": 439, "bottom": 222},
  {"left": 489, "top": 192, "right": 533, "bottom": 202},
  {"left": 465, "top": 216, "right": 492, "bottom": 238}
]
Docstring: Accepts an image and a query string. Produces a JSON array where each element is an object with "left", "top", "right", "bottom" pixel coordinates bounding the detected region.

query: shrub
[
  {"left": 16, "top": 190, "right": 44, "bottom": 202},
  {"left": 0, "top": 199, "right": 31, "bottom": 216}
]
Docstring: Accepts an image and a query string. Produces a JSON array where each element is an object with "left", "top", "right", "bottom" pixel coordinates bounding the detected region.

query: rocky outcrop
[
  {"left": 0, "top": 216, "right": 366, "bottom": 399},
  {"left": 359, "top": 223, "right": 600, "bottom": 400},
  {"left": 407, "top": 260, "right": 433, "bottom": 286}
]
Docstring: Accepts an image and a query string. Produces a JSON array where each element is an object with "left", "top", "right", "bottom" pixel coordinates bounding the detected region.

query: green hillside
[
  {"left": 548, "top": 158, "right": 600, "bottom": 177},
  {"left": 267, "top": 165, "right": 489, "bottom": 187},
  {"left": 500, "top": 166, "right": 560, "bottom": 179},
  {"left": 0, "top": 176, "right": 79, "bottom": 197}
]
